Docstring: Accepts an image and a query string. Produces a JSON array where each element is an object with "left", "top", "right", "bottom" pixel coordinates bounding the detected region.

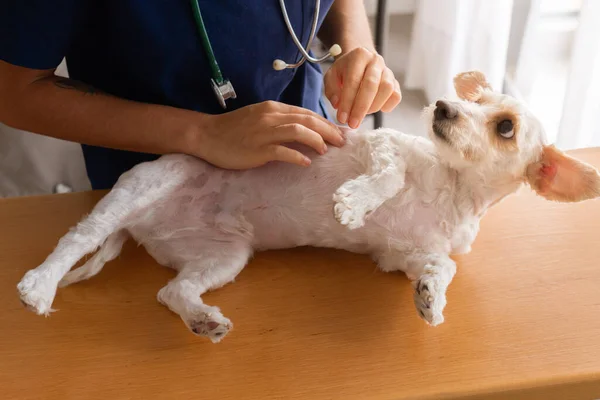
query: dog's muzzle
[
  {"left": 434, "top": 100, "right": 458, "bottom": 121},
  {"left": 432, "top": 100, "right": 458, "bottom": 142}
]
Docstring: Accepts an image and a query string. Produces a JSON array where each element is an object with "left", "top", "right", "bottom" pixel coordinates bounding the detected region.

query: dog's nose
[{"left": 434, "top": 100, "right": 458, "bottom": 121}]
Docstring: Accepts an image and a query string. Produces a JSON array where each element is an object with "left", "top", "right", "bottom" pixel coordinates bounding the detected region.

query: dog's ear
[
  {"left": 526, "top": 145, "right": 600, "bottom": 202},
  {"left": 454, "top": 71, "right": 492, "bottom": 102}
]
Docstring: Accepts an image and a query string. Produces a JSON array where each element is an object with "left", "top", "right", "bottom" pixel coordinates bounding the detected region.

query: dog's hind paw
[
  {"left": 17, "top": 270, "right": 58, "bottom": 316},
  {"left": 413, "top": 275, "right": 446, "bottom": 326},
  {"left": 186, "top": 307, "right": 232, "bottom": 343}
]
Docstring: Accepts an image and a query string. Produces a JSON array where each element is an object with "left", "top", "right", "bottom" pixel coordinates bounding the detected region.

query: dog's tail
[{"left": 58, "top": 230, "right": 129, "bottom": 288}]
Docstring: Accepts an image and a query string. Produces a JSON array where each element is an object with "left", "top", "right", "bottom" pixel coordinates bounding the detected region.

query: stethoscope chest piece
[
  {"left": 191, "top": 0, "right": 237, "bottom": 109},
  {"left": 191, "top": 0, "right": 339, "bottom": 108},
  {"left": 211, "top": 79, "right": 237, "bottom": 109}
]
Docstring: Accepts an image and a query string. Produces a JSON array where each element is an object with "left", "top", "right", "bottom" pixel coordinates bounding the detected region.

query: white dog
[{"left": 17, "top": 71, "right": 600, "bottom": 343}]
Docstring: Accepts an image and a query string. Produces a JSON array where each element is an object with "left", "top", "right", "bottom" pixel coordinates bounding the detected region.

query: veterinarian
[{"left": 0, "top": 0, "right": 402, "bottom": 190}]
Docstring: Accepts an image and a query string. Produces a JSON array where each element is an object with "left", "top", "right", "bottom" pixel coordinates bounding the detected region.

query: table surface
[{"left": 2, "top": 148, "right": 600, "bottom": 400}]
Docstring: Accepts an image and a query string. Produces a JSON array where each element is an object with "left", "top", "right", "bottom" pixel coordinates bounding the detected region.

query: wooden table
[{"left": 2, "top": 149, "right": 600, "bottom": 400}]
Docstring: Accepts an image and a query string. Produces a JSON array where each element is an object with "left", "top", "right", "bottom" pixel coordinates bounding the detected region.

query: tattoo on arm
[{"left": 54, "top": 77, "right": 100, "bottom": 95}]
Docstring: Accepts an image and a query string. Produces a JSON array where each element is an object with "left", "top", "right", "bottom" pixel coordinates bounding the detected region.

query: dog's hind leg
[
  {"left": 58, "top": 230, "right": 130, "bottom": 287},
  {"left": 17, "top": 189, "right": 141, "bottom": 315},
  {"left": 157, "top": 242, "right": 252, "bottom": 343},
  {"left": 17, "top": 155, "right": 194, "bottom": 315}
]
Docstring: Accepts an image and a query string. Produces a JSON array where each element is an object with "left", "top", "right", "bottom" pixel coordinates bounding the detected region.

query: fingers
[
  {"left": 328, "top": 48, "right": 402, "bottom": 128},
  {"left": 271, "top": 123, "right": 328, "bottom": 155},
  {"left": 274, "top": 102, "right": 338, "bottom": 130},
  {"left": 324, "top": 68, "right": 341, "bottom": 109},
  {"left": 368, "top": 68, "right": 396, "bottom": 114},
  {"left": 249, "top": 101, "right": 347, "bottom": 167},
  {"left": 348, "top": 59, "right": 384, "bottom": 128},
  {"left": 268, "top": 145, "right": 312, "bottom": 167},
  {"left": 290, "top": 112, "right": 345, "bottom": 147},
  {"left": 381, "top": 79, "right": 402, "bottom": 113},
  {"left": 270, "top": 105, "right": 345, "bottom": 147},
  {"left": 336, "top": 48, "right": 371, "bottom": 126}
]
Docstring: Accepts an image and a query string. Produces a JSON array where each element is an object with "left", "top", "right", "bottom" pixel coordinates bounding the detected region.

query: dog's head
[{"left": 424, "top": 70, "right": 600, "bottom": 202}]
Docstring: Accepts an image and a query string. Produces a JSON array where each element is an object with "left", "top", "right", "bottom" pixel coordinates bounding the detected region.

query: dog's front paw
[
  {"left": 186, "top": 306, "right": 232, "bottom": 344},
  {"left": 17, "top": 270, "right": 58, "bottom": 316},
  {"left": 333, "top": 185, "right": 368, "bottom": 230},
  {"left": 413, "top": 275, "right": 446, "bottom": 326}
]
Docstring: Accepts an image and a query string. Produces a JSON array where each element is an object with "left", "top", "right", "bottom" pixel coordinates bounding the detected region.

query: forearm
[
  {"left": 0, "top": 71, "right": 205, "bottom": 156},
  {"left": 319, "top": 0, "right": 375, "bottom": 53}
]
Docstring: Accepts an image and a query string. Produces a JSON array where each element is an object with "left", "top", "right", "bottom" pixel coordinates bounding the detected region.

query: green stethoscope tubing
[
  {"left": 189, "top": 0, "right": 339, "bottom": 108},
  {"left": 190, "top": 0, "right": 225, "bottom": 85}
]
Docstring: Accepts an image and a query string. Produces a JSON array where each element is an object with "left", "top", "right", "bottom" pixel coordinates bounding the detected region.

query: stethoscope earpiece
[
  {"left": 272, "top": 0, "right": 342, "bottom": 71},
  {"left": 273, "top": 59, "right": 288, "bottom": 71},
  {"left": 192, "top": 0, "right": 342, "bottom": 108},
  {"left": 329, "top": 44, "right": 342, "bottom": 58},
  {"left": 272, "top": 42, "right": 342, "bottom": 71}
]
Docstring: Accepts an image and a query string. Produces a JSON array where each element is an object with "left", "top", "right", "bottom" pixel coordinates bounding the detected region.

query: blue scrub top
[{"left": 0, "top": 0, "right": 335, "bottom": 189}]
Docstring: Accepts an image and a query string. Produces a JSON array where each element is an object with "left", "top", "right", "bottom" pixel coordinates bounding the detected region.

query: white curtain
[
  {"left": 556, "top": 0, "right": 600, "bottom": 149},
  {"left": 508, "top": 0, "right": 542, "bottom": 102},
  {"left": 404, "top": 0, "right": 514, "bottom": 103}
]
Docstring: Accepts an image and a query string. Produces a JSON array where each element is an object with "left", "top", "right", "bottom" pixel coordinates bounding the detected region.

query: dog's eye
[{"left": 497, "top": 119, "right": 514, "bottom": 138}]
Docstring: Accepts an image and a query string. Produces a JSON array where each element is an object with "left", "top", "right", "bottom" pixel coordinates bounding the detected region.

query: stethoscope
[{"left": 190, "top": 0, "right": 342, "bottom": 109}]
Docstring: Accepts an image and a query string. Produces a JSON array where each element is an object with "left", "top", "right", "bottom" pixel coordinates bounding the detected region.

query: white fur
[{"left": 17, "top": 88, "right": 553, "bottom": 342}]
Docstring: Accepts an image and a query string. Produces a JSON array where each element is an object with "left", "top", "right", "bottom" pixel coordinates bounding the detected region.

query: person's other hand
[
  {"left": 195, "top": 101, "right": 345, "bottom": 169},
  {"left": 324, "top": 47, "right": 402, "bottom": 129}
]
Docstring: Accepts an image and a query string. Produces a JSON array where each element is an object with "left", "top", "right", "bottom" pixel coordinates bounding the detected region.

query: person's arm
[
  {"left": 0, "top": 61, "right": 203, "bottom": 156},
  {"left": 318, "top": 0, "right": 402, "bottom": 129},
  {"left": 0, "top": 61, "right": 344, "bottom": 170},
  {"left": 318, "top": 0, "right": 376, "bottom": 53}
]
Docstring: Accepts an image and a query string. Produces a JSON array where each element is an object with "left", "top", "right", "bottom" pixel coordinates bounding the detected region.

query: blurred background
[{"left": 1, "top": 0, "right": 597, "bottom": 197}]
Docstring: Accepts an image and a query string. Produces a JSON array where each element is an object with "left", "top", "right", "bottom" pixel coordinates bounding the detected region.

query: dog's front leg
[
  {"left": 333, "top": 133, "right": 406, "bottom": 229},
  {"left": 376, "top": 250, "right": 456, "bottom": 326}
]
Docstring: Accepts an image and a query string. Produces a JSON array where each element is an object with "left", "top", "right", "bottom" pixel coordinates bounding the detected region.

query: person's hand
[
  {"left": 324, "top": 47, "right": 402, "bottom": 129},
  {"left": 195, "top": 101, "right": 345, "bottom": 169}
]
